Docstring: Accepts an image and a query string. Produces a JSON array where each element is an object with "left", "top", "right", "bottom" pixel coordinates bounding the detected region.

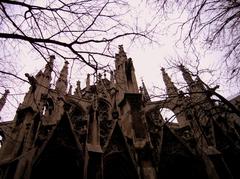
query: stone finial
[
  {"left": 74, "top": 80, "right": 82, "bottom": 98},
  {"left": 118, "top": 45, "right": 127, "bottom": 57},
  {"left": 59, "top": 61, "right": 69, "bottom": 81},
  {"left": 115, "top": 45, "right": 127, "bottom": 61},
  {"left": 119, "top": 45, "right": 124, "bottom": 53},
  {"left": 76, "top": 80, "right": 81, "bottom": 90},
  {"left": 49, "top": 55, "right": 55, "bottom": 60}
]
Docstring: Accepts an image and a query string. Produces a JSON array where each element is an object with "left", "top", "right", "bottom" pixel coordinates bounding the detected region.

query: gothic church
[{"left": 0, "top": 45, "right": 240, "bottom": 179}]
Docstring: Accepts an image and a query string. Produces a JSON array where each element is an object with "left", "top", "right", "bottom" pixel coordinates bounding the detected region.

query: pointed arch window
[
  {"left": 98, "top": 100, "right": 112, "bottom": 146},
  {"left": 42, "top": 98, "right": 54, "bottom": 116},
  {"left": 98, "top": 100, "right": 110, "bottom": 122},
  {"left": 69, "top": 104, "right": 87, "bottom": 137}
]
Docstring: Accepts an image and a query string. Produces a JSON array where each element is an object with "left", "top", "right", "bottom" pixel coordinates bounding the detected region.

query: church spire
[
  {"left": 43, "top": 55, "right": 54, "bottom": 80},
  {"left": 179, "top": 64, "right": 195, "bottom": 88},
  {"left": 56, "top": 61, "right": 69, "bottom": 93},
  {"left": 0, "top": 90, "right": 9, "bottom": 112},
  {"left": 114, "top": 45, "right": 139, "bottom": 98},
  {"left": 195, "top": 76, "right": 206, "bottom": 91},
  {"left": 161, "top": 68, "right": 178, "bottom": 97}
]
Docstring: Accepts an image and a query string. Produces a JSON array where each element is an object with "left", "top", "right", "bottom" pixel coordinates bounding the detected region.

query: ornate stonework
[{"left": 0, "top": 45, "right": 240, "bottom": 179}]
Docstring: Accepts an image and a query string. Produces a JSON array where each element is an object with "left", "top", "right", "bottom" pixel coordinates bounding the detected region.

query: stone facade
[{"left": 0, "top": 45, "right": 240, "bottom": 179}]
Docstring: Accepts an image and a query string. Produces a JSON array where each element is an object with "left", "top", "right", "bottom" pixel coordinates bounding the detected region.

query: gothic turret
[
  {"left": 21, "top": 56, "right": 54, "bottom": 110},
  {"left": 115, "top": 45, "right": 138, "bottom": 100},
  {"left": 43, "top": 55, "right": 54, "bottom": 80},
  {"left": 161, "top": 68, "right": 178, "bottom": 97},
  {"left": 179, "top": 64, "right": 195, "bottom": 90},
  {"left": 0, "top": 57, "right": 56, "bottom": 166},
  {"left": 56, "top": 61, "right": 69, "bottom": 94},
  {"left": 179, "top": 65, "right": 208, "bottom": 99},
  {"left": 74, "top": 80, "right": 82, "bottom": 98},
  {"left": 35, "top": 55, "right": 54, "bottom": 89}
]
